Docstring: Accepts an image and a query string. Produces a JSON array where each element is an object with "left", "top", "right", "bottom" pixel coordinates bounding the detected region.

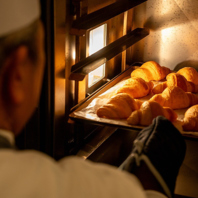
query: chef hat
[{"left": 0, "top": 0, "right": 40, "bottom": 37}]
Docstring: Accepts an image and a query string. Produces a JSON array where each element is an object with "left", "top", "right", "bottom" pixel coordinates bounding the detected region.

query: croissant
[
  {"left": 96, "top": 93, "right": 142, "bottom": 119},
  {"left": 127, "top": 101, "right": 177, "bottom": 126},
  {"left": 177, "top": 67, "right": 198, "bottom": 85},
  {"left": 151, "top": 81, "right": 167, "bottom": 94},
  {"left": 182, "top": 105, "right": 198, "bottom": 131},
  {"left": 151, "top": 73, "right": 198, "bottom": 94},
  {"left": 131, "top": 61, "right": 171, "bottom": 82},
  {"left": 116, "top": 77, "right": 153, "bottom": 98},
  {"left": 149, "top": 86, "right": 198, "bottom": 109}
]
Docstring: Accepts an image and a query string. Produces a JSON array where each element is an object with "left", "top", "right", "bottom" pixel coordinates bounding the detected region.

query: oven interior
[{"left": 55, "top": 0, "right": 198, "bottom": 158}]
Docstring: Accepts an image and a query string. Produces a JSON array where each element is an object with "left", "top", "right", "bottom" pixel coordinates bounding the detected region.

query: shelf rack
[
  {"left": 69, "top": 28, "right": 149, "bottom": 80},
  {"left": 70, "top": 0, "right": 147, "bottom": 36}
]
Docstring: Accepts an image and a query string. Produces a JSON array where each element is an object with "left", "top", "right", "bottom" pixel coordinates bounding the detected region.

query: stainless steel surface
[
  {"left": 77, "top": 126, "right": 117, "bottom": 159},
  {"left": 175, "top": 138, "right": 198, "bottom": 198},
  {"left": 132, "top": 0, "right": 198, "bottom": 71},
  {"left": 87, "top": 128, "right": 139, "bottom": 166}
]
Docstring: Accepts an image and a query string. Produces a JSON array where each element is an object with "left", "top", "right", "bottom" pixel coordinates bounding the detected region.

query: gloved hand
[{"left": 119, "top": 116, "right": 186, "bottom": 198}]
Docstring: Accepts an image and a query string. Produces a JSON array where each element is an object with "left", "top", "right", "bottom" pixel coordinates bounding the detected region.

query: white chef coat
[{"left": 0, "top": 129, "right": 167, "bottom": 198}]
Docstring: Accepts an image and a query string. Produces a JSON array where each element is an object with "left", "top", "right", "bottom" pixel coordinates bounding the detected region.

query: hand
[{"left": 120, "top": 116, "right": 186, "bottom": 198}]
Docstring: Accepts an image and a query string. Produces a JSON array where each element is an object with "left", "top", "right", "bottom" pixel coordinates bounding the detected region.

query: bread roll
[
  {"left": 182, "top": 105, "right": 198, "bottom": 131},
  {"left": 127, "top": 101, "right": 177, "bottom": 126},
  {"left": 151, "top": 73, "right": 198, "bottom": 94},
  {"left": 131, "top": 61, "right": 171, "bottom": 82},
  {"left": 96, "top": 93, "right": 142, "bottom": 119},
  {"left": 149, "top": 86, "right": 198, "bottom": 109},
  {"left": 177, "top": 67, "right": 198, "bottom": 85},
  {"left": 117, "top": 77, "right": 152, "bottom": 98}
]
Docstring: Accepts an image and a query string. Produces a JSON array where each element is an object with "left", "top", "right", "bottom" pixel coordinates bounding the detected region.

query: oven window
[
  {"left": 88, "top": 64, "right": 105, "bottom": 87},
  {"left": 88, "top": 24, "right": 107, "bottom": 88}
]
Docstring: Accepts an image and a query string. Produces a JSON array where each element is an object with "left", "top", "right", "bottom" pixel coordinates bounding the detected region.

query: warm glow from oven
[
  {"left": 72, "top": 49, "right": 76, "bottom": 60},
  {"left": 88, "top": 64, "right": 105, "bottom": 88},
  {"left": 160, "top": 27, "right": 174, "bottom": 61},
  {"left": 161, "top": 27, "right": 173, "bottom": 44},
  {"left": 160, "top": 0, "right": 171, "bottom": 15},
  {"left": 89, "top": 24, "right": 107, "bottom": 55},
  {"left": 88, "top": 24, "right": 107, "bottom": 87}
]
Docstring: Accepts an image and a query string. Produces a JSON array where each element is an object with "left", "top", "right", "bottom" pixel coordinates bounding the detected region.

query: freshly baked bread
[
  {"left": 151, "top": 81, "right": 167, "bottom": 94},
  {"left": 149, "top": 86, "right": 198, "bottom": 109},
  {"left": 167, "top": 73, "right": 191, "bottom": 91},
  {"left": 151, "top": 73, "right": 198, "bottom": 94},
  {"left": 117, "top": 77, "right": 153, "bottom": 98},
  {"left": 131, "top": 61, "right": 171, "bottom": 82},
  {"left": 127, "top": 101, "right": 177, "bottom": 126},
  {"left": 177, "top": 67, "right": 198, "bottom": 85},
  {"left": 96, "top": 93, "right": 142, "bottom": 119},
  {"left": 182, "top": 105, "right": 198, "bottom": 131}
]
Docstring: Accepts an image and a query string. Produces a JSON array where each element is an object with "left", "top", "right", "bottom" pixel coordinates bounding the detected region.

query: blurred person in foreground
[{"left": 0, "top": 1, "right": 186, "bottom": 198}]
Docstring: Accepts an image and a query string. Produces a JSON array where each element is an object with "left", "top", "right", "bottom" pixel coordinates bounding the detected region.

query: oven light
[
  {"left": 88, "top": 24, "right": 107, "bottom": 88},
  {"left": 160, "top": 27, "right": 174, "bottom": 62},
  {"left": 89, "top": 24, "right": 107, "bottom": 55},
  {"left": 72, "top": 50, "right": 76, "bottom": 60},
  {"left": 88, "top": 64, "right": 105, "bottom": 88}
]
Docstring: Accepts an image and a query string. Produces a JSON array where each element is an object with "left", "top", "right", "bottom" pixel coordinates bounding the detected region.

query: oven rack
[
  {"left": 69, "top": 28, "right": 149, "bottom": 81},
  {"left": 70, "top": 0, "right": 147, "bottom": 36}
]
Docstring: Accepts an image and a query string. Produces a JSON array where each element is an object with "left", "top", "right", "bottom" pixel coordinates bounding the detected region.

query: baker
[{"left": 0, "top": 1, "right": 186, "bottom": 197}]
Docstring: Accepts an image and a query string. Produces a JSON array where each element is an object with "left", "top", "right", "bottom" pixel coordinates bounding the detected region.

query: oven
[
  {"left": 53, "top": 0, "right": 150, "bottom": 160},
  {"left": 16, "top": 0, "right": 198, "bottom": 197}
]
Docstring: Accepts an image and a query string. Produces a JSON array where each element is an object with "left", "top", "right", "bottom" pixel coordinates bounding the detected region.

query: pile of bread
[{"left": 96, "top": 61, "right": 198, "bottom": 132}]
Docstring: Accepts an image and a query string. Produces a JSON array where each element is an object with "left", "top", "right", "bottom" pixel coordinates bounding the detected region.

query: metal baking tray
[
  {"left": 69, "top": 63, "right": 198, "bottom": 138},
  {"left": 69, "top": 64, "right": 144, "bottom": 131}
]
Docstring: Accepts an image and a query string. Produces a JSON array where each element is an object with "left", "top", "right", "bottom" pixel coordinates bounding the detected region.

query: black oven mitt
[{"left": 119, "top": 116, "right": 186, "bottom": 198}]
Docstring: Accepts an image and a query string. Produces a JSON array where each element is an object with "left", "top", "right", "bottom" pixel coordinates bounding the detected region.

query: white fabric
[
  {"left": 0, "top": 148, "right": 167, "bottom": 198},
  {"left": 146, "top": 190, "right": 168, "bottom": 198},
  {"left": 0, "top": 0, "right": 40, "bottom": 37}
]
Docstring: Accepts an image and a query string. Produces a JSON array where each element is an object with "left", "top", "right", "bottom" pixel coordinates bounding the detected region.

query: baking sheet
[
  {"left": 70, "top": 75, "right": 198, "bottom": 138},
  {"left": 70, "top": 77, "right": 144, "bottom": 130}
]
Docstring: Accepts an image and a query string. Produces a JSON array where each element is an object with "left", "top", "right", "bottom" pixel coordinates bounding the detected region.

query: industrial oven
[{"left": 16, "top": 0, "right": 198, "bottom": 197}]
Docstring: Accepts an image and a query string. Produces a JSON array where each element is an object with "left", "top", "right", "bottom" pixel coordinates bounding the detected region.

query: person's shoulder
[{"left": 0, "top": 149, "right": 55, "bottom": 166}]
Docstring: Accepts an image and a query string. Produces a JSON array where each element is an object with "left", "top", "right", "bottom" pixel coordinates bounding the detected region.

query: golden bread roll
[
  {"left": 167, "top": 73, "right": 190, "bottom": 91},
  {"left": 149, "top": 86, "right": 198, "bottom": 109},
  {"left": 127, "top": 101, "right": 177, "bottom": 126},
  {"left": 177, "top": 67, "right": 198, "bottom": 85},
  {"left": 96, "top": 93, "right": 142, "bottom": 119},
  {"left": 182, "top": 105, "right": 198, "bottom": 131},
  {"left": 151, "top": 81, "right": 167, "bottom": 94},
  {"left": 117, "top": 77, "right": 152, "bottom": 99},
  {"left": 131, "top": 61, "right": 171, "bottom": 82},
  {"left": 151, "top": 73, "right": 198, "bottom": 94}
]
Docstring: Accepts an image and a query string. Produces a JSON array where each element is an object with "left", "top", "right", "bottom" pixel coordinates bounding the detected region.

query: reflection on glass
[
  {"left": 88, "top": 24, "right": 106, "bottom": 87},
  {"left": 88, "top": 64, "right": 105, "bottom": 88},
  {"left": 89, "top": 24, "right": 106, "bottom": 55}
]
